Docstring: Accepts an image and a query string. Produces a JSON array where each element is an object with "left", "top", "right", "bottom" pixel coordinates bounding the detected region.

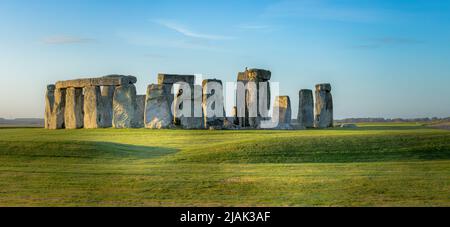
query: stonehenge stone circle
[
  {"left": 298, "top": 89, "right": 314, "bottom": 128},
  {"left": 64, "top": 87, "right": 84, "bottom": 129},
  {"left": 273, "top": 96, "right": 292, "bottom": 129},
  {"left": 314, "top": 83, "right": 333, "bottom": 128},
  {"left": 45, "top": 72, "right": 334, "bottom": 130},
  {"left": 236, "top": 68, "right": 271, "bottom": 128},
  {"left": 113, "top": 84, "right": 137, "bottom": 128},
  {"left": 144, "top": 84, "right": 173, "bottom": 129}
]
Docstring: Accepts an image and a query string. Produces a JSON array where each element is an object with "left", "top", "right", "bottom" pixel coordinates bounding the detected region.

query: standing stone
[
  {"left": 133, "top": 95, "right": 145, "bottom": 128},
  {"left": 45, "top": 85, "right": 55, "bottom": 129},
  {"left": 113, "top": 84, "right": 137, "bottom": 128},
  {"left": 231, "top": 106, "right": 239, "bottom": 125},
  {"left": 236, "top": 68, "right": 271, "bottom": 128},
  {"left": 176, "top": 85, "right": 203, "bottom": 129},
  {"left": 48, "top": 88, "right": 66, "bottom": 129},
  {"left": 298, "top": 89, "right": 314, "bottom": 128},
  {"left": 144, "top": 84, "right": 173, "bottom": 129},
  {"left": 273, "top": 96, "right": 292, "bottom": 129},
  {"left": 100, "top": 85, "right": 115, "bottom": 128},
  {"left": 202, "top": 79, "right": 225, "bottom": 129},
  {"left": 314, "top": 83, "right": 333, "bottom": 128},
  {"left": 64, "top": 87, "right": 84, "bottom": 129},
  {"left": 83, "top": 86, "right": 102, "bottom": 129}
]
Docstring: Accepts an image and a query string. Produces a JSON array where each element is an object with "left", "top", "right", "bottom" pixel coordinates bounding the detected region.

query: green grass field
[{"left": 0, "top": 123, "right": 449, "bottom": 207}]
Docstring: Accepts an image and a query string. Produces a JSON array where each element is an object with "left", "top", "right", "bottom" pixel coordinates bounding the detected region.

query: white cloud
[
  {"left": 153, "top": 19, "right": 234, "bottom": 40},
  {"left": 42, "top": 35, "right": 95, "bottom": 44}
]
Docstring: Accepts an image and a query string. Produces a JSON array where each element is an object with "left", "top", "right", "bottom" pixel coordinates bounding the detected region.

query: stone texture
[
  {"left": 314, "top": 83, "right": 333, "bottom": 128},
  {"left": 64, "top": 87, "right": 84, "bottom": 129},
  {"left": 273, "top": 96, "right": 292, "bottom": 129},
  {"left": 48, "top": 88, "right": 67, "bottom": 129},
  {"left": 133, "top": 95, "right": 145, "bottom": 128},
  {"left": 144, "top": 84, "right": 173, "bottom": 129},
  {"left": 83, "top": 86, "right": 102, "bottom": 129},
  {"left": 113, "top": 84, "right": 137, "bottom": 128},
  {"left": 298, "top": 89, "right": 314, "bottom": 128},
  {"left": 231, "top": 106, "right": 239, "bottom": 125},
  {"left": 202, "top": 79, "right": 225, "bottom": 129},
  {"left": 157, "top": 74, "right": 195, "bottom": 85},
  {"left": 340, "top": 124, "right": 357, "bottom": 128},
  {"left": 56, "top": 75, "right": 136, "bottom": 89},
  {"left": 236, "top": 68, "right": 271, "bottom": 128},
  {"left": 45, "top": 85, "right": 55, "bottom": 129},
  {"left": 100, "top": 86, "right": 115, "bottom": 128},
  {"left": 174, "top": 85, "right": 203, "bottom": 129}
]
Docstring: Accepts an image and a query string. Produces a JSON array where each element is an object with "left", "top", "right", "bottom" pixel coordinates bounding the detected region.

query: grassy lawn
[{"left": 0, "top": 123, "right": 449, "bottom": 206}]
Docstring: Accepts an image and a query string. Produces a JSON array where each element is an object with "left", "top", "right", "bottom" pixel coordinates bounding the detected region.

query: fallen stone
[
  {"left": 144, "top": 84, "right": 173, "bottom": 129},
  {"left": 64, "top": 87, "right": 84, "bottom": 129},
  {"left": 298, "top": 89, "right": 314, "bottom": 128},
  {"left": 113, "top": 84, "right": 137, "bottom": 128},
  {"left": 340, "top": 124, "right": 357, "bottom": 128}
]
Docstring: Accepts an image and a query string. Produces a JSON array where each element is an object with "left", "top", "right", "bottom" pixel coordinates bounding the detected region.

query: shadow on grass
[
  {"left": 0, "top": 140, "right": 178, "bottom": 160},
  {"left": 338, "top": 126, "right": 427, "bottom": 131}
]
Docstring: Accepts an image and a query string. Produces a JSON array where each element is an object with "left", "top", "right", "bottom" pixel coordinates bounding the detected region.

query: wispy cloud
[
  {"left": 355, "top": 37, "right": 423, "bottom": 49},
  {"left": 153, "top": 19, "right": 234, "bottom": 40},
  {"left": 42, "top": 35, "right": 95, "bottom": 45}
]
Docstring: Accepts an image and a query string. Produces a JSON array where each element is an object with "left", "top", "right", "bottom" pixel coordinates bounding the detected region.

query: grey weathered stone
[
  {"left": 298, "top": 89, "right": 314, "bottom": 128},
  {"left": 314, "top": 83, "right": 333, "bottom": 128},
  {"left": 46, "top": 88, "right": 66, "bottom": 129},
  {"left": 173, "top": 85, "right": 203, "bottom": 129},
  {"left": 113, "top": 84, "right": 137, "bottom": 128},
  {"left": 55, "top": 75, "right": 136, "bottom": 89},
  {"left": 236, "top": 68, "right": 271, "bottom": 128},
  {"left": 133, "top": 95, "right": 145, "bottom": 128},
  {"left": 45, "top": 85, "right": 55, "bottom": 129},
  {"left": 144, "top": 84, "right": 173, "bottom": 129},
  {"left": 157, "top": 74, "right": 195, "bottom": 85},
  {"left": 83, "top": 86, "right": 102, "bottom": 129},
  {"left": 316, "top": 83, "right": 332, "bottom": 92},
  {"left": 99, "top": 85, "right": 115, "bottom": 128},
  {"left": 231, "top": 106, "right": 239, "bottom": 125},
  {"left": 340, "top": 124, "right": 357, "bottom": 128},
  {"left": 202, "top": 79, "right": 225, "bottom": 129},
  {"left": 237, "top": 68, "right": 271, "bottom": 81},
  {"left": 273, "top": 96, "right": 292, "bottom": 129},
  {"left": 64, "top": 87, "right": 84, "bottom": 129}
]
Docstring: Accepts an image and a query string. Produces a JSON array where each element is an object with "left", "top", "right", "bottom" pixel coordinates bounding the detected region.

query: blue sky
[{"left": 1, "top": 0, "right": 449, "bottom": 119}]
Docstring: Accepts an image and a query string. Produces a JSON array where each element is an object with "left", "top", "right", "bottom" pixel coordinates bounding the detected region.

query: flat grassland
[{"left": 0, "top": 123, "right": 449, "bottom": 206}]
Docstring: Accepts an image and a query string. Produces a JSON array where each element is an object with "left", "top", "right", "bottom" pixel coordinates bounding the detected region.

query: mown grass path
[{"left": 0, "top": 123, "right": 449, "bottom": 206}]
